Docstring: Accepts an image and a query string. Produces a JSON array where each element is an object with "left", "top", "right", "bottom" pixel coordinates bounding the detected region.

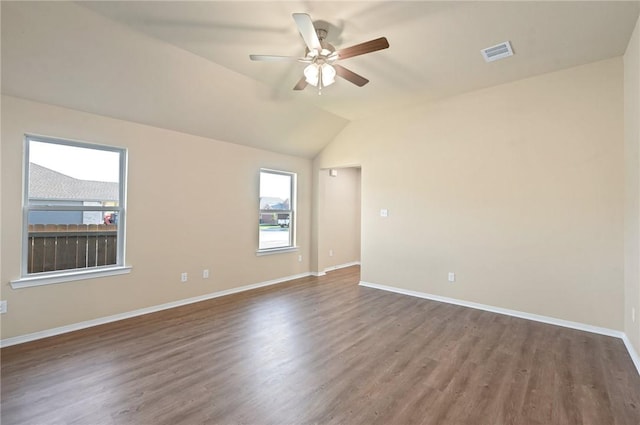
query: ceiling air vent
[{"left": 481, "top": 41, "right": 514, "bottom": 62}]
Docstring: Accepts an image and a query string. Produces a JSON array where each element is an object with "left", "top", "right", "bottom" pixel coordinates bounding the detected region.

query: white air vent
[{"left": 481, "top": 41, "right": 514, "bottom": 62}]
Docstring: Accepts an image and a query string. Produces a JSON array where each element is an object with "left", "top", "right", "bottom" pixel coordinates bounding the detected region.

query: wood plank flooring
[{"left": 2, "top": 266, "right": 640, "bottom": 424}]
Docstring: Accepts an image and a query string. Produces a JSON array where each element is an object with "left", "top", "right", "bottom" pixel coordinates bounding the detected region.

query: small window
[
  {"left": 22, "top": 135, "right": 127, "bottom": 278},
  {"left": 259, "top": 169, "right": 295, "bottom": 251}
]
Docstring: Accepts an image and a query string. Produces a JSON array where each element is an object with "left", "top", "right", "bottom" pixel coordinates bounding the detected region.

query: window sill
[
  {"left": 256, "top": 246, "right": 299, "bottom": 256},
  {"left": 10, "top": 266, "right": 132, "bottom": 289}
]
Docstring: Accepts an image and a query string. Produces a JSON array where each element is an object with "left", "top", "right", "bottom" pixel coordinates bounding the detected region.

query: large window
[
  {"left": 18, "top": 135, "right": 127, "bottom": 284},
  {"left": 259, "top": 169, "right": 295, "bottom": 251}
]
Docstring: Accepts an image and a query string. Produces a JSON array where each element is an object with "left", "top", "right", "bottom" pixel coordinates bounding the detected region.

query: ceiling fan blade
[
  {"left": 336, "top": 37, "right": 389, "bottom": 60},
  {"left": 292, "top": 13, "right": 321, "bottom": 51},
  {"left": 250, "top": 54, "right": 300, "bottom": 61},
  {"left": 334, "top": 65, "right": 369, "bottom": 87},
  {"left": 293, "top": 77, "right": 308, "bottom": 91}
]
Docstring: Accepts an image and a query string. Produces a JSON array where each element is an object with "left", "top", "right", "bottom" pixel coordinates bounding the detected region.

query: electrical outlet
[
  {"left": 203, "top": 269, "right": 209, "bottom": 279},
  {"left": 0, "top": 300, "right": 6, "bottom": 314},
  {"left": 448, "top": 272, "right": 455, "bottom": 283},
  {"left": 181, "top": 272, "right": 188, "bottom": 283}
]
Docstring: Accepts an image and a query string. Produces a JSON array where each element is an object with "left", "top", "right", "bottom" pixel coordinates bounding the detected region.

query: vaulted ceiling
[{"left": 2, "top": 1, "right": 639, "bottom": 158}]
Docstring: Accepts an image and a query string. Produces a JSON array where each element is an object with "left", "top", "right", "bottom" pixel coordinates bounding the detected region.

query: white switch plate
[
  {"left": 298, "top": 255, "right": 302, "bottom": 262},
  {"left": 380, "top": 209, "right": 389, "bottom": 217},
  {"left": 181, "top": 272, "right": 188, "bottom": 282},
  {"left": 448, "top": 272, "right": 455, "bottom": 282},
  {"left": 329, "top": 249, "right": 334, "bottom": 257},
  {"left": 633, "top": 307, "right": 636, "bottom": 323},
  {"left": 0, "top": 300, "right": 6, "bottom": 314},
  {"left": 203, "top": 269, "right": 209, "bottom": 279}
]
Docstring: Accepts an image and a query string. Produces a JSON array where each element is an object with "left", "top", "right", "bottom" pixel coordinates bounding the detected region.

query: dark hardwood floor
[{"left": 2, "top": 266, "right": 640, "bottom": 424}]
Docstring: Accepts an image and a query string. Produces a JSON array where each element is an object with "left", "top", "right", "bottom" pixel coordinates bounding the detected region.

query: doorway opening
[{"left": 317, "top": 166, "right": 361, "bottom": 274}]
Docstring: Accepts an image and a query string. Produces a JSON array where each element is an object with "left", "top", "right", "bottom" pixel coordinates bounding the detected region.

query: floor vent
[{"left": 481, "top": 41, "right": 514, "bottom": 62}]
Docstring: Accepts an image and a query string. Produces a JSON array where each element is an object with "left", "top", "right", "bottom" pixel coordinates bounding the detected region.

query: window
[
  {"left": 16, "top": 135, "right": 128, "bottom": 286},
  {"left": 259, "top": 169, "right": 296, "bottom": 252}
]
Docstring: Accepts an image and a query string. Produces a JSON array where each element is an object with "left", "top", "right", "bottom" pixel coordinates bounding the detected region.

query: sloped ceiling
[{"left": 2, "top": 1, "right": 640, "bottom": 158}]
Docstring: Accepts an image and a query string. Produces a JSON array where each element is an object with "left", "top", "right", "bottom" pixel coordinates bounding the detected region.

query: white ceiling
[{"left": 2, "top": 1, "right": 639, "bottom": 158}]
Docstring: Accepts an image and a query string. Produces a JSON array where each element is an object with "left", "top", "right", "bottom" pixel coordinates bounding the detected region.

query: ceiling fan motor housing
[{"left": 305, "top": 29, "right": 336, "bottom": 63}]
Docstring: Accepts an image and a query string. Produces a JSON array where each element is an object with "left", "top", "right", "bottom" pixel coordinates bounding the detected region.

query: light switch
[{"left": 380, "top": 209, "right": 389, "bottom": 217}]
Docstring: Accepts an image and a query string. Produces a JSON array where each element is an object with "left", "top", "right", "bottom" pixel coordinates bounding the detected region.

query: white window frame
[
  {"left": 257, "top": 168, "right": 297, "bottom": 254},
  {"left": 11, "top": 135, "right": 130, "bottom": 289}
]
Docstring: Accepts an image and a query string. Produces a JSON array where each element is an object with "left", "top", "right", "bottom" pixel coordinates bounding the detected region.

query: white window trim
[
  {"left": 11, "top": 266, "right": 132, "bottom": 289},
  {"left": 258, "top": 168, "right": 296, "bottom": 252},
  {"left": 20, "top": 134, "right": 129, "bottom": 286},
  {"left": 255, "top": 246, "right": 299, "bottom": 256}
]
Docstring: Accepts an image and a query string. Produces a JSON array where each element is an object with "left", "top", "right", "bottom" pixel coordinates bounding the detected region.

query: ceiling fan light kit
[
  {"left": 304, "top": 62, "right": 336, "bottom": 89},
  {"left": 250, "top": 13, "right": 389, "bottom": 94}
]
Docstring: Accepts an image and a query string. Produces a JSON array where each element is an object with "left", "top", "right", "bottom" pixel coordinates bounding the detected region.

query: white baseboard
[
  {"left": 0, "top": 272, "right": 312, "bottom": 348},
  {"left": 324, "top": 261, "right": 361, "bottom": 273},
  {"left": 359, "top": 280, "right": 640, "bottom": 376},
  {"left": 311, "top": 261, "right": 361, "bottom": 277},
  {"left": 622, "top": 334, "right": 640, "bottom": 374}
]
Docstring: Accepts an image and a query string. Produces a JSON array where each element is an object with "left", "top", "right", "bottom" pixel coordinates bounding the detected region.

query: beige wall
[
  {"left": 316, "top": 58, "right": 624, "bottom": 330},
  {"left": 317, "top": 167, "right": 361, "bottom": 272},
  {"left": 625, "top": 16, "right": 640, "bottom": 353},
  {"left": 0, "top": 96, "right": 312, "bottom": 339}
]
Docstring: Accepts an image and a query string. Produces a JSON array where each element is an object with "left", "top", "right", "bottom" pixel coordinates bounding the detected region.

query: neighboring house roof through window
[
  {"left": 29, "top": 163, "right": 119, "bottom": 202},
  {"left": 260, "top": 196, "right": 287, "bottom": 210}
]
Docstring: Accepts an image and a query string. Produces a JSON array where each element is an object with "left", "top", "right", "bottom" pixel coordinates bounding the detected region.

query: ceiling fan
[{"left": 250, "top": 13, "right": 389, "bottom": 94}]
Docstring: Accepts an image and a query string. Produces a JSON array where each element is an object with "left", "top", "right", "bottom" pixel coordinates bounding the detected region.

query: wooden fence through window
[{"left": 28, "top": 224, "right": 117, "bottom": 274}]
